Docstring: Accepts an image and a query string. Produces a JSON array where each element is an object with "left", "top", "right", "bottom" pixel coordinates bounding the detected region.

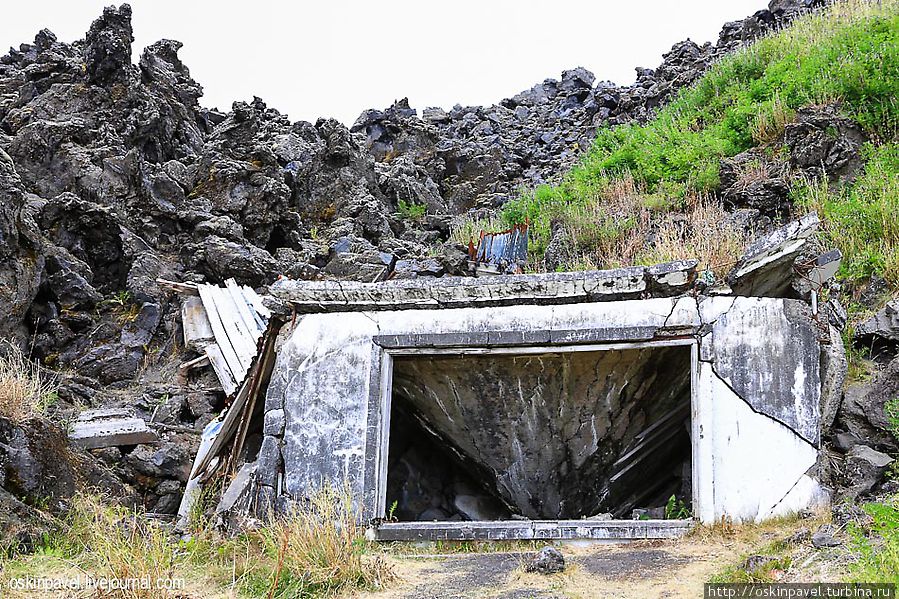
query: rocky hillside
[{"left": 3, "top": 0, "right": 894, "bottom": 543}]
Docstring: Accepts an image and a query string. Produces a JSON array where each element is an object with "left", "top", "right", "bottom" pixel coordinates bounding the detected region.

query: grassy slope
[{"left": 501, "top": 0, "right": 899, "bottom": 284}]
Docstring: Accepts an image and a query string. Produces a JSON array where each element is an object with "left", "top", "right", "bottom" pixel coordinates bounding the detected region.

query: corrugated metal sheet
[
  {"left": 468, "top": 223, "right": 528, "bottom": 273},
  {"left": 179, "top": 278, "right": 270, "bottom": 395}
]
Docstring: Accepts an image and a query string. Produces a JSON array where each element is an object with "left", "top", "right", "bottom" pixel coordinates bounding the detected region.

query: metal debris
[{"left": 467, "top": 222, "right": 528, "bottom": 274}]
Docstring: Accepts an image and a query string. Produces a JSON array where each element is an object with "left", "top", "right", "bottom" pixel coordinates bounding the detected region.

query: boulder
[
  {"left": 855, "top": 299, "right": 899, "bottom": 345},
  {"left": 784, "top": 105, "right": 866, "bottom": 181},
  {"left": 83, "top": 4, "right": 134, "bottom": 87},
  {"left": 0, "top": 150, "right": 43, "bottom": 346},
  {"left": 811, "top": 524, "right": 842, "bottom": 548},
  {"left": 719, "top": 150, "right": 790, "bottom": 217},
  {"left": 199, "top": 236, "right": 279, "bottom": 286},
  {"left": 842, "top": 445, "right": 894, "bottom": 498},
  {"left": 525, "top": 546, "right": 565, "bottom": 574},
  {"left": 838, "top": 356, "right": 899, "bottom": 454}
]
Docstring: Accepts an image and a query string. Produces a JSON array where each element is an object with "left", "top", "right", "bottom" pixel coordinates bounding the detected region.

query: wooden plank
[
  {"left": 217, "top": 284, "right": 254, "bottom": 343},
  {"left": 209, "top": 287, "right": 256, "bottom": 376},
  {"left": 225, "top": 278, "right": 265, "bottom": 338},
  {"left": 179, "top": 354, "right": 210, "bottom": 373},
  {"left": 182, "top": 296, "right": 214, "bottom": 350},
  {"left": 204, "top": 344, "right": 237, "bottom": 395},
  {"left": 242, "top": 286, "right": 271, "bottom": 320},
  {"left": 198, "top": 284, "right": 245, "bottom": 379},
  {"left": 191, "top": 319, "right": 283, "bottom": 480},
  {"left": 229, "top": 322, "right": 280, "bottom": 470},
  {"left": 157, "top": 278, "right": 200, "bottom": 296},
  {"left": 193, "top": 376, "right": 252, "bottom": 476}
]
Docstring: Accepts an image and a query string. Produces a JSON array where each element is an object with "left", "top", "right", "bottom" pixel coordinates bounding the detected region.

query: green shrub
[
  {"left": 397, "top": 199, "right": 427, "bottom": 221},
  {"left": 794, "top": 143, "right": 899, "bottom": 287}
]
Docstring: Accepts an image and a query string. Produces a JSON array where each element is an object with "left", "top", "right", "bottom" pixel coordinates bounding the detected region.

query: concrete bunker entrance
[{"left": 380, "top": 341, "right": 695, "bottom": 524}]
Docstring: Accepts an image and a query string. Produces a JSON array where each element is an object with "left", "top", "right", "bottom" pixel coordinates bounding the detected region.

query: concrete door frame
[{"left": 368, "top": 336, "right": 699, "bottom": 526}]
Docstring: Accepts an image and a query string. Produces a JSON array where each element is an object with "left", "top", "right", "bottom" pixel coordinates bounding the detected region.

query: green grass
[
  {"left": 500, "top": 0, "right": 899, "bottom": 273},
  {"left": 847, "top": 497, "right": 899, "bottom": 583},
  {"left": 794, "top": 143, "right": 899, "bottom": 287},
  {"left": 709, "top": 537, "right": 796, "bottom": 583},
  {"left": 397, "top": 199, "right": 427, "bottom": 221}
]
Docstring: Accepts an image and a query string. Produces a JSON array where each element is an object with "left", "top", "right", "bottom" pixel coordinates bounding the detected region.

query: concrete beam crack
[
  {"left": 708, "top": 365, "right": 816, "bottom": 449},
  {"left": 765, "top": 471, "right": 809, "bottom": 519},
  {"left": 661, "top": 298, "right": 680, "bottom": 329}
]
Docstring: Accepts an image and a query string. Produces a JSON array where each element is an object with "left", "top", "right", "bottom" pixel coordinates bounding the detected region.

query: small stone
[
  {"left": 587, "top": 512, "right": 613, "bottom": 521},
  {"left": 811, "top": 525, "right": 841, "bottom": 548},
  {"left": 785, "top": 527, "right": 810, "bottom": 545},
  {"left": 525, "top": 546, "right": 565, "bottom": 574},
  {"left": 743, "top": 554, "right": 780, "bottom": 572}
]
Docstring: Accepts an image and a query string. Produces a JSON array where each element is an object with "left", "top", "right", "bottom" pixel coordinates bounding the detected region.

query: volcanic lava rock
[{"left": 525, "top": 546, "right": 566, "bottom": 574}]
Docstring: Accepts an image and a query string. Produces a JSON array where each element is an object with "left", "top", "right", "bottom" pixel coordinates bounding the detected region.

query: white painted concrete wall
[{"left": 267, "top": 295, "right": 828, "bottom": 524}]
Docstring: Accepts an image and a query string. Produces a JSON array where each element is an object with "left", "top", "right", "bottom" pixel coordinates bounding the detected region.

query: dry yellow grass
[
  {"left": 639, "top": 195, "right": 748, "bottom": 277},
  {"left": 0, "top": 341, "right": 56, "bottom": 422},
  {"left": 257, "top": 483, "right": 395, "bottom": 597},
  {"left": 752, "top": 94, "right": 797, "bottom": 144}
]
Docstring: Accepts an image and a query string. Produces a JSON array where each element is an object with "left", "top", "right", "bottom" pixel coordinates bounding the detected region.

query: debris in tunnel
[
  {"left": 389, "top": 345, "right": 693, "bottom": 520},
  {"left": 386, "top": 406, "right": 511, "bottom": 521}
]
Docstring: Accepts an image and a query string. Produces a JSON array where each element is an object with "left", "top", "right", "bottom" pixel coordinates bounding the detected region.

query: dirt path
[{"left": 358, "top": 539, "right": 749, "bottom": 599}]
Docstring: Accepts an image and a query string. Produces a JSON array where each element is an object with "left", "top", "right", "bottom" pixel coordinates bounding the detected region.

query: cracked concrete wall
[
  {"left": 261, "top": 295, "right": 828, "bottom": 524},
  {"left": 706, "top": 297, "right": 821, "bottom": 445}
]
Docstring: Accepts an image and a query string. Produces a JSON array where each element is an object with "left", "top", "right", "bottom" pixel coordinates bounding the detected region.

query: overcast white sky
[{"left": 1, "top": 1, "right": 763, "bottom": 125}]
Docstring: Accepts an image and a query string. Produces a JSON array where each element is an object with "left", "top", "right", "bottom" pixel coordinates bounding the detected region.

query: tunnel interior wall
[{"left": 388, "top": 347, "right": 693, "bottom": 520}]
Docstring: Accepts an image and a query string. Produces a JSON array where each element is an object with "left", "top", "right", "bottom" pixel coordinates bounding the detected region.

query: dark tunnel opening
[{"left": 385, "top": 344, "right": 694, "bottom": 521}]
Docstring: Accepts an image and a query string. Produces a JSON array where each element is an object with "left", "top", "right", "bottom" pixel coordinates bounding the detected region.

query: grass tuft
[
  {"left": 847, "top": 497, "right": 899, "bottom": 584},
  {"left": 0, "top": 341, "right": 57, "bottom": 422},
  {"left": 0, "top": 486, "right": 394, "bottom": 599},
  {"left": 246, "top": 483, "right": 394, "bottom": 598}
]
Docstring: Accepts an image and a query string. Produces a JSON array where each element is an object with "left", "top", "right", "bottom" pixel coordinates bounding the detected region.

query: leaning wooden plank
[
  {"left": 157, "top": 278, "right": 200, "bottom": 296},
  {"left": 242, "top": 285, "right": 272, "bottom": 321},
  {"left": 69, "top": 408, "right": 158, "bottom": 449},
  {"left": 182, "top": 296, "right": 215, "bottom": 350},
  {"left": 193, "top": 375, "right": 253, "bottom": 476},
  {"left": 225, "top": 279, "right": 265, "bottom": 340},
  {"left": 215, "top": 284, "right": 253, "bottom": 343},
  {"left": 229, "top": 320, "right": 280, "bottom": 469},
  {"left": 241, "top": 286, "right": 268, "bottom": 331},
  {"left": 179, "top": 354, "right": 210, "bottom": 373},
  {"left": 204, "top": 343, "right": 237, "bottom": 396},
  {"left": 208, "top": 287, "right": 256, "bottom": 376},
  {"left": 219, "top": 286, "right": 260, "bottom": 371},
  {"left": 198, "top": 284, "right": 245, "bottom": 379},
  {"left": 176, "top": 416, "right": 225, "bottom": 527}
]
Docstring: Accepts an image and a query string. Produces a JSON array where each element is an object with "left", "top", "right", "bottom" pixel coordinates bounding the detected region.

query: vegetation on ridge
[{"left": 500, "top": 0, "right": 899, "bottom": 282}]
